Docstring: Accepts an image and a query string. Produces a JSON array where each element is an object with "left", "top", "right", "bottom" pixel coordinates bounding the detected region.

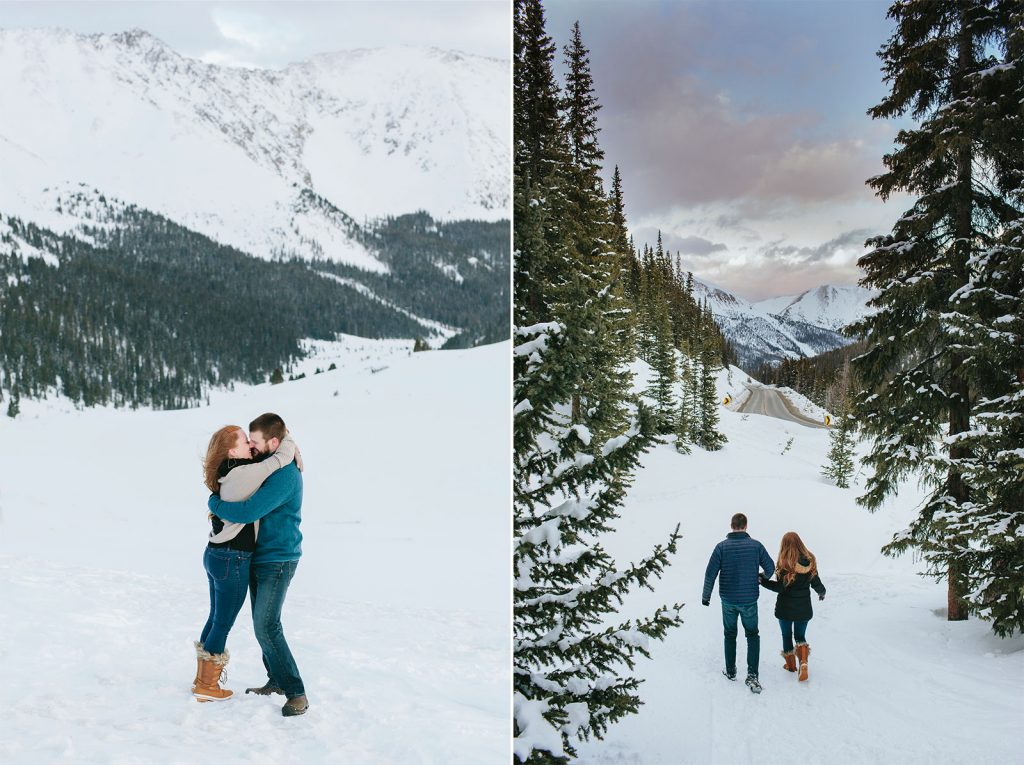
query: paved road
[{"left": 736, "top": 385, "right": 828, "bottom": 429}]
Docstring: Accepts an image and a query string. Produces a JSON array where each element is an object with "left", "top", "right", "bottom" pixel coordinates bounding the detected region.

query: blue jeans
[
  {"left": 778, "top": 618, "right": 809, "bottom": 653},
  {"left": 721, "top": 598, "right": 760, "bottom": 676},
  {"left": 249, "top": 560, "right": 305, "bottom": 698},
  {"left": 199, "top": 547, "right": 252, "bottom": 655}
]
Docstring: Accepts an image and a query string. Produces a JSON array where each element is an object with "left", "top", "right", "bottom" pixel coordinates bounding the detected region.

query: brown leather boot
[
  {"left": 781, "top": 650, "right": 797, "bottom": 672},
  {"left": 192, "top": 642, "right": 204, "bottom": 692},
  {"left": 193, "top": 646, "right": 233, "bottom": 702},
  {"left": 795, "top": 643, "right": 810, "bottom": 682}
]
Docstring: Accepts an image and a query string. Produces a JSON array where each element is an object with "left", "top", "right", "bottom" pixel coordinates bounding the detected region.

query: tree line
[
  {"left": 513, "top": 3, "right": 729, "bottom": 763},
  {"left": 0, "top": 201, "right": 510, "bottom": 411}
]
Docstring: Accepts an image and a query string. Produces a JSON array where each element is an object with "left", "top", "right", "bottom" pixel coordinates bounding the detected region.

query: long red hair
[
  {"left": 775, "top": 531, "right": 817, "bottom": 585},
  {"left": 204, "top": 426, "right": 244, "bottom": 493}
]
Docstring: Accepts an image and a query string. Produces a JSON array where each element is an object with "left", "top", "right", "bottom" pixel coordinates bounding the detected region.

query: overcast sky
[
  {"left": 545, "top": 0, "right": 913, "bottom": 301},
  {"left": 0, "top": 1, "right": 510, "bottom": 66}
]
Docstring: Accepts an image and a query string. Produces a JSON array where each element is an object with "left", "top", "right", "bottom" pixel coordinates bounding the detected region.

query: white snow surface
[
  {"left": 572, "top": 365, "right": 1021, "bottom": 764},
  {"left": 0, "top": 340, "right": 511, "bottom": 764},
  {"left": 0, "top": 29, "right": 509, "bottom": 268}
]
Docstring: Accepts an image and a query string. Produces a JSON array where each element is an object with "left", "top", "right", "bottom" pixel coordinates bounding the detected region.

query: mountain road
[{"left": 736, "top": 385, "right": 828, "bottom": 429}]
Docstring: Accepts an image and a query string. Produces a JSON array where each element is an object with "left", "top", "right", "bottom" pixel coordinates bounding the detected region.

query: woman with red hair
[
  {"left": 192, "top": 424, "right": 299, "bottom": 702},
  {"left": 759, "top": 531, "right": 826, "bottom": 681}
]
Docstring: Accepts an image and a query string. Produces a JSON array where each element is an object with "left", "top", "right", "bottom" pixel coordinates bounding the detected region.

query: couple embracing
[
  {"left": 702, "top": 513, "right": 826, "bottom": 693},
  {"left": 192, "top": 412, "right": 309, "bottom": 717}
]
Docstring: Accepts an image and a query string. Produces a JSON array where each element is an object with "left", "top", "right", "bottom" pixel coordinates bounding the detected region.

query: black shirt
[{"left": 208, "top": 457, "right": 257, "bottom": 552}]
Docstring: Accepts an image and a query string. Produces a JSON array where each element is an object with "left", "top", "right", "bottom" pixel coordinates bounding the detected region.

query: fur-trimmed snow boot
[
  {"left": 782, "top": 650, "right": 797, "bottom": 672},
  {"left": 193, "top": 645, "right": 233, "bottom": 702},
  {"left": 192, "top": 641, "right": 204, "bottom": 692},
  {"left": 795, "top": 642, "right": 810, "bottom": 682}
]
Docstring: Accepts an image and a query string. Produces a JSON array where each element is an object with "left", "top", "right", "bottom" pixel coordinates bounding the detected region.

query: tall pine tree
[
  {"left": 513, "top": 5, "right": 683, "bottom": 762},
  {"left": 851, "top": 0, "right": 1020, "bottom": 622}
]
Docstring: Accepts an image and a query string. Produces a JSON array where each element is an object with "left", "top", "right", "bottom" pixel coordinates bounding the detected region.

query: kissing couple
[{"left": 192, "top": 412, "right": 309, "bottom": 717}]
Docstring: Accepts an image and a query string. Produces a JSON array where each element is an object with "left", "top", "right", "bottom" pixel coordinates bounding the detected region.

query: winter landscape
[
  {"left": 0, "top": 338, "right": 510, "bottom": 763},
  {"left": 570, "top": 363, "right": 1022, "bottom": 765},
  {"left": 514, "top": 1, "right": 1021, "bottom": 763}
]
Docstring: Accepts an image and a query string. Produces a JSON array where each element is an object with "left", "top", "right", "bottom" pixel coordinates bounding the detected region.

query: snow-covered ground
[
  {"left": 0, "top": 340, "right": 510, "bottom": 764},
  {"left": 576, "top": 366, "right": 1022, "bottom": 764}
]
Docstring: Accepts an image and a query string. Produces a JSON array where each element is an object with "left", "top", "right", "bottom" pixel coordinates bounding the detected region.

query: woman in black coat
[{"left": 759, "top": 531, "right": 826, "bottom": 682}]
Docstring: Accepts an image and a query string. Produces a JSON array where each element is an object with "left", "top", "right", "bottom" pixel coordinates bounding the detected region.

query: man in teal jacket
[{"left": 208, "top": 412, "right": 307, "bottom": 717}]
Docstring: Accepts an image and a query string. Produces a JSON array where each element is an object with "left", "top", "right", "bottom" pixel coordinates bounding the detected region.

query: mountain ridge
[{"left": 692, "top": 278, "right": 875, "bottom": 369}]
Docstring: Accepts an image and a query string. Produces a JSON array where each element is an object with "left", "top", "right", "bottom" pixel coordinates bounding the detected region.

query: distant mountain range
[
  {"left": 692, "top": 280, "right": 877, "bottom": 369},
  {"left": 0, "top": 28, "right": 509, "bottom": 409},
  {"left": 0, "top": 28, "right": 509, "bottom": 265}
]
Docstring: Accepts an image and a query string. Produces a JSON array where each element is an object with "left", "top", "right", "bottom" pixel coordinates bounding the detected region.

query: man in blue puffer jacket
[
  {"left": 208, "top": 412, "right": 308, "bottom": 717},
  {"left": 702, "top": 513, "right": 775, "bottom": 694}
]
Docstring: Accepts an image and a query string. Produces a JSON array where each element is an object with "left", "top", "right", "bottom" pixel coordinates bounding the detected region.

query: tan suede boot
[
  {"left": 193, "top": 645, "right": 233, "bottom": 702},
  {"left": 795, "top": 642, "right": 810, "bottom": 682},
  {"left": 192, "top": 642, "right": 204, "bottom": 692},
  {"left": 781, "top": 650, "right": 797, "bottom": 673}
]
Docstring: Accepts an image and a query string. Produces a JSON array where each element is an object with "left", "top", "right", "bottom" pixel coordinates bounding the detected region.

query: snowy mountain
[
  {"left": 0, "top": 339, "right": 510, "bottom": 763},
  {"left": 692, "top": 279, "right": 876, "bottom": 369},
  {"left": 0, "top": 28, "right": 509, "bottom": 267},
  {"left": 754, "top": 283, "right": 877, "bottom": 333}
]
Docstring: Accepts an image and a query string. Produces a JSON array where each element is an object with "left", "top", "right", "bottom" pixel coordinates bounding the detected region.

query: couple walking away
[
  {"left": 702, "top": 513, "right": 826, "bottom": 693},
  {"left": 192, "top": 412, "right": 309, "bottom": 717}
]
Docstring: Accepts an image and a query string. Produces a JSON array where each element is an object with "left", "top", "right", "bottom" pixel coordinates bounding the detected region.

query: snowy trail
[
  {"left": 737, "top": 385, "right": 826, "bottom": 429},
  {"left": 0, "top": 341, "right": 510, "bottom": 764},
  {"left": 575, "top": 368, "right": 1022, "bottom": 764}
]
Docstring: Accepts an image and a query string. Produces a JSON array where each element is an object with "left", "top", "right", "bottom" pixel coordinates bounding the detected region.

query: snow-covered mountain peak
[
  {"left": 690, "top": 277, "right": 876, "bottom": 368},
  {"left": 753, "top": 283, "right": 877, "bottom": 332},
  {"left": 0, "top": 26, "right": 508, "bottom": 269}
]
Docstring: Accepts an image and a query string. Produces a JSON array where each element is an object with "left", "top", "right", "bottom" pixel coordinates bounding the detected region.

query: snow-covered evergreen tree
[
  {"left": 513, "top": 4, "right": 683, "bottom": 762},
  {"left": 646, "top": 296, "right": 677, "bottom": 433},
  {"left": 696, "top": 341, "right": 727, "bottom": 452},
  {"left": 850, "top": 0, "right": 1021, "bottom": 622}
]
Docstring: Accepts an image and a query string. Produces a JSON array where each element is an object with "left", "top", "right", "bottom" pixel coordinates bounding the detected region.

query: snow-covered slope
[
  {"left": 0, "top": 28, "right": 509, "bottom": 268},
  {"left": 693, "top": 279, "right": 874, "bottom": 368},
  {"left": 754, "top": 284, "right": 877, "bottom": 332},
  {"left": 573, "top": 363, "right": 1021, "bottom": 764},
  {"left": 0, "top": 340, "right": 510, "bottom": 763}
]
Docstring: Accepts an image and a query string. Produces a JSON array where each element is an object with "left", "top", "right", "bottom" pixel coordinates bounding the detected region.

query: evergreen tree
[
  {"left": 850, "top": 0, "right": 1021, "bottom": 622},
  {"left": 646, "top": 299, "right": 677, "bottom": 433},
  {"left": 822, "top": 360, "right": 856, "bottom": 488},
  {"left": 270, "top": 368, "right": 284, "bottom": 385},
  {"left": 673, "top": 354, "right": 692, "bottom": 455},
  {"left": 513, "top": 4, "right": 683, "bottom": 762},
  {"left": 696, "top": 342, "right": 727, "bottom": 452}
]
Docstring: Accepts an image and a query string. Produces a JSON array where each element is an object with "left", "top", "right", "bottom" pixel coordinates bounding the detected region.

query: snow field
[
  {"left": 575, "top": 366, "right": 1022, "bottom": 764},
  {"left": 0, "top": 340, "right": 511, "bottom": 764}
]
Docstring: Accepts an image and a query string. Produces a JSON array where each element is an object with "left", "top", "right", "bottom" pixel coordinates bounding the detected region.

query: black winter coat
[{"left": 759, "top": 557, "right": 826, "bottom": 621}]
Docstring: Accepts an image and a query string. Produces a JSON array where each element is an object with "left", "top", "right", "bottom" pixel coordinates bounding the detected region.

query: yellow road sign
[
  {"left": 723, "top": 395, "right": 732, "bottom": 405},
  {"left": 824, "top": 414, "right": 832, "bottom": 427}
]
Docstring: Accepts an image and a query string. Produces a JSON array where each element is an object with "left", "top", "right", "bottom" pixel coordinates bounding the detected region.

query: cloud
[
  {"left": 633, "top": 227, "right": 728, "bottom": 257},
  {"left": 759, "top": 228, "right": 873, "bottom": 265}
]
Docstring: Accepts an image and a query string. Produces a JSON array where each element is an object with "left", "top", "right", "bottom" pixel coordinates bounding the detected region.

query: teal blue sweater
[{"left": 208, "top": 463, "right": 303, "bottom": 565}]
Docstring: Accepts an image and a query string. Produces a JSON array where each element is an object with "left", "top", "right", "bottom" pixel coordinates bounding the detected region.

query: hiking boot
[
  {"left": 722, "top": 668, "right": 736, "bottom": 681},
  {"left": 246, "top": 681, "right": 285, "bottom": 696},
  {"left": 745, "top": 674, "right": 762, "bottom": 694},
  {"left": 282, "top": 694, "right": 309, "bottom": 717}
]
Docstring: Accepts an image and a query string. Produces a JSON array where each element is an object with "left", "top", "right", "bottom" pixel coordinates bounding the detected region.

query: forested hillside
[{"left": 0, "top": 201, "right": 509, "bottom": 410}]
